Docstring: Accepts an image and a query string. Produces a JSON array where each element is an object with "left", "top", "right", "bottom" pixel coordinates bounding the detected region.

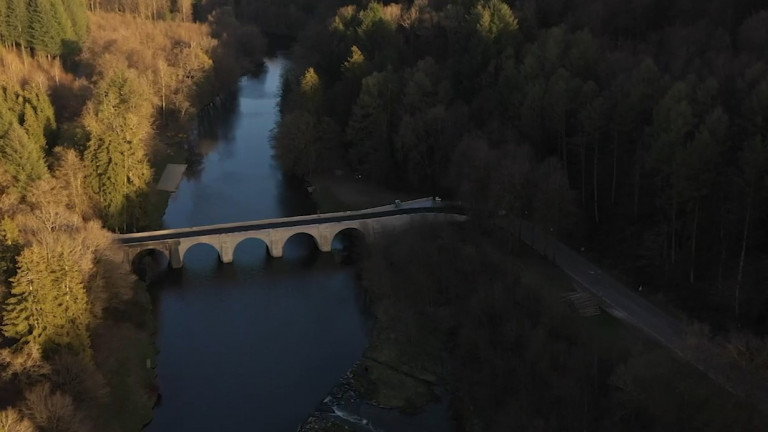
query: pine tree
[
  {"left": 3, "top": 242, "right": 91, "bottom": 352},
  {"left": 346, "top": 71, "right": 397, "bottom": 183},
  {"left": 21, "top": 86, "right": 57, "bottom": 150},
  {"left": 83, "top": 68, "right": 152, "bottom": 232},
  {"left": 4, "top": 0, "right": 27, "bottom": 49},
  {"left": 0, "top": 122, "right": 48, "bottom": 192},
  {"left": 28, "top": 0, "right": 63, "bottom": 56},
  {"left": 299, "top": 67, "right": 322, "bottom": 115},
  {"left": 272, "top": 111, "right": 336, "bottom": 178},
  {"left": 61, "top": 0, "right": 88, "bottom": 42},
  {"left": 51, "top": 0, "right": 76, "bottom": 43},
  {"left": 0, "top": 0, "right": 8, "bottom": 46},
  {"left": 394, "top": 57, "right": 451, "bottom": 188}
]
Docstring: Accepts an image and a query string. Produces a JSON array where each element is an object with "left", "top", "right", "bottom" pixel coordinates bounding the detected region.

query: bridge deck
[{"left": 117, "top": 199, "right": 462, "bottom": 245}]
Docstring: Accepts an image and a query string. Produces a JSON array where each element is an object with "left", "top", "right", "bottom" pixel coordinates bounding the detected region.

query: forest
[
  {"left": 363, "top": 223, "right": 768, "bottom": 431},
  {"left": 0, "top": 1, "right": 263, "bottom": 430},
  {"left": 1, "top": 0, "right": 767, "bottom": 429},
  {"left": 274, "top": 0, "right": 768, "bottom": 338}
]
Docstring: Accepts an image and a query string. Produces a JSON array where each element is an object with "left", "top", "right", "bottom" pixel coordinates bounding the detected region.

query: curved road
[{"left": 516, "top": 220, "right": 768, "bottom": 413}]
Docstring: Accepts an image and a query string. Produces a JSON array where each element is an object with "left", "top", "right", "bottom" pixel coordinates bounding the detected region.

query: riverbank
[
  {"left": 297, "top": 177, "right": 451, "bottom": 431},
  {"left": 309, "top": 171, "right": 420, "bottom": 213},
  {"left": 302, "top": 182, "right": 768, "bottom": 431}
]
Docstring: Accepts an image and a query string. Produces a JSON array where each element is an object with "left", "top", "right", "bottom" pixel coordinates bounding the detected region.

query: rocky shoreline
[
  {"left": 297, "top": 358, "right": 452, "bottom": 432},
  {"left": 296, "top": 361, "right": 370, "bottom": 432}
]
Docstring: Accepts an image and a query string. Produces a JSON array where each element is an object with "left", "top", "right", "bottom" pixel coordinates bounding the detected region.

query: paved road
[
  {"left": 517, "top": 220, "right": 768, "bottom": 412},
  {"left": 117, "top": 202, "right": 462, "bottom": 245}
]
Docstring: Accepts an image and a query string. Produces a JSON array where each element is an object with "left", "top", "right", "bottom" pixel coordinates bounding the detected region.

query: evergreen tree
[
  {"left": 62, "top": 0, "right": 88, "bottom": 42},
  {"left": 647, "top": 81, "right": 696, "bottom": 265},
  {"left": 299, "top": 67, "right": 322, "bottom": 116},
  {"left": 21, "top": 86, "right": 57, "bottom": 150},
  {"left": 2, "top": 241, "right": 90, "bottom": 352},
  {"left": 0, "top": 122, "right": 48, "bottom": 192},
  {"left": 346, "top": 71, "right": 398, "bottom": 183},
  {"left": 395, "top": 57, "right": 452, "bottom": 188},
  {"left": 0, "top": 0, "right": 8, "bottom": 46},
  {"left": 52, "top": 0, "right": 75, "bottom": 41},
  {"left": 4, "top": 0, "right": 27, "bottom": 49},
  {"left": 28, "top": 0, "right": 64, "bottom": 56},
  {"left": 83, "top": 68, "right": 153, "bottom": 232},
  {"left": 272, "top": 111, "right": 337, "bottom": 177}
]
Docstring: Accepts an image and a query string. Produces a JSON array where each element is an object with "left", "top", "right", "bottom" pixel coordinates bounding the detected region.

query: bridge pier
[
  {"left": 170, "top": 244, "right": 183, "bottom": 269},
  {"left": 219, "top": 240, "right": 234, "bottom": 264},
  {"left": 317, "top": 228, "right": 333, "bottom": 253},
  {"left": 269, "top": 240, "right": 283, "bottom": 258}
]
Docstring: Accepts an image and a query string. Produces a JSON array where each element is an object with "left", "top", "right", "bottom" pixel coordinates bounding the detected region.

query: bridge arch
[
  {"left": 330, "top": 227, "right": 367, "bottom": 263},
  {"left": 281, "top": 231, "right": 322, "bottom": 258},
  {"left": 130, "top": 248, "right": 169, "bottom": 282},
  {"left": 179, "top": 241, "right": 222, "bottom": 269},
  {"left": 232, "top": 237, "right": 271, "bottom": 262},
  {"left": 330, "top": 227, "right": 367, "bottom": 247}
]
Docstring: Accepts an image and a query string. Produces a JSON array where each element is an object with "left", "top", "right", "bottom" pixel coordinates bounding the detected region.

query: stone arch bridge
[{"left": 117, "top": 198, "right": 465, "bottom": 269}]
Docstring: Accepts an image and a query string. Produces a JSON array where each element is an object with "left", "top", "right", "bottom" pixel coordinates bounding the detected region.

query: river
[{"left": 144, "top": 55, "right": 370, "bottom": 432}]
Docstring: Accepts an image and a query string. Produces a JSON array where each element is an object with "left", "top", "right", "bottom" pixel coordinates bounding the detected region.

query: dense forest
[
  {"left": 363, "top": 224, "right": 768, "bottom": 431},
  {"left": 0, "top": 1, "right": 262, "bottom": 429},
  {"left": 0, "top": 0, "right": 767, "bottom": 429},
  {"left": 274, "top": 0, "right": 768, "bottom": 337}
]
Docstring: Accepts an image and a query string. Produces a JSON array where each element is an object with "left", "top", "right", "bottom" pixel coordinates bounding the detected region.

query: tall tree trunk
[
  {"left": 581, "top": 138, "right": 586, "bottom": 208},
  {"left": 634, "top": 141, "right": 641, "bottom": 221},
  {"left": 718, "top": 214, "right": 725, "bottom": 291},
  {"left": 21, "top": 42, "right": 27, "bottom": 69},
  {"left": 671, "top": 199, "right": 677, "bottom": 265},
  {"left": 736, "top": 191, "right": 753, "bottom": 316},
  {"left": 662, "top": 224, "right": 668, "bottom": 270},
  {"left": 594, "top": 138, "right": 599, "bottom": 224},
  {"left": 611, "top": 130, "right": 618, "bottom": 205},
  {"left": 561, "top": 128, "right": 569, "bottom": 184},
  {"left": 690, "top": 199, "right": 699, "bottom": 284}
]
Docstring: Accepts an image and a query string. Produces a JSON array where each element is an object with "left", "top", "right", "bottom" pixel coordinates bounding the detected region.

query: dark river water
[{"left": 144, "top": 56, "right": 369, "bottom": 432}]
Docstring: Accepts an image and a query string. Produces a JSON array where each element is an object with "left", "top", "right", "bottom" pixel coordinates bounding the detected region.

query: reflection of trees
[
  {"left": 184, "top": 145, "right": 205, "bottom": 180},
  {"left": 188, "top": 89, "right": 241, "bottom": 181},
  {"left": 197, "top": 90, "right": 240, "bottom": 143}
]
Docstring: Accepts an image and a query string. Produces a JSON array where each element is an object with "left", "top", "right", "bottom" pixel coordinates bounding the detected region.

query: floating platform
[{"left": 156, "top": 164, "right": 187, "bottom": 192}]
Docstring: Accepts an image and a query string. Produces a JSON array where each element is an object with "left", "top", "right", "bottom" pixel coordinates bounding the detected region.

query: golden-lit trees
[
  {"left": 83, "top": 13, "right": 222, "bottom": 127},
  {"left": 82, "top": 67, "right": 153, "bottom": 232},
  {"left": 52, "top": 148, "right": 97, "bottom": 221},
  {"left": 2, "top": 175, "right": 109, "bottom": 353},
  {"left": 0, "top": 82, "right": 53, "bottom": 194},
  {"left": 3, "top": 241, "right": 92, "bottom": 352},
  {"left": 0, "top": 408, "right": 36, "bottom": 432}
]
